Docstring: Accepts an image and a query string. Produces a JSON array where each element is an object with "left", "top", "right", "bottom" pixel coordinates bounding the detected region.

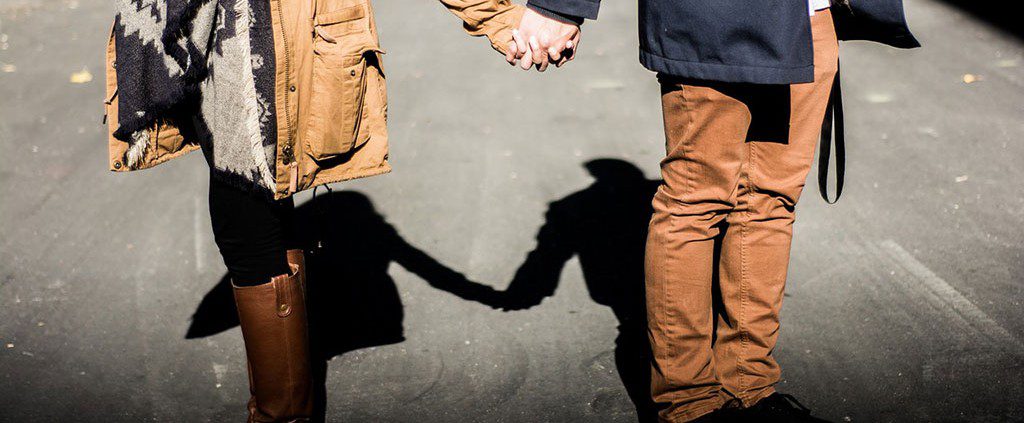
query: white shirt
[{"left": 809, "top": 0, "right": 830, "bottom": 15}]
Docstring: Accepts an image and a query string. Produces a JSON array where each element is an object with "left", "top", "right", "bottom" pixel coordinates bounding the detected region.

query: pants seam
[
  {"left": 679, "top": 85, "right": 696, "bottom": 195},
  {"left": 736, "top": 140, "right": 755, "bottom": 393}
]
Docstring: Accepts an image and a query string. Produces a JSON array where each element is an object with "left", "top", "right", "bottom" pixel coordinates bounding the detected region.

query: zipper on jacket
[{"left": 273, "top": 0, "right": 295, "bottom": 194}]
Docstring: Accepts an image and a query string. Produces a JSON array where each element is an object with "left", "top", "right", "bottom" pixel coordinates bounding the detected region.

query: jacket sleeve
[
  {"left": 526, "top": 0, "right": 599, "bottom": 20},
  {"left": 440, "top": 0, "right": 526, "bottom": 54},
  {"left": 526, "top": 3, "right": 584, "bottom": 25}
]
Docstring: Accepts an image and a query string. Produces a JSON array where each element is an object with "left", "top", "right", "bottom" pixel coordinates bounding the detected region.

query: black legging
[{"left": 209, "top": 175, "right": 295, "bottom": 286}]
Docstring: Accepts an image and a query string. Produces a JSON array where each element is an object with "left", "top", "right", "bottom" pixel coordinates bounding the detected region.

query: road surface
[{"left": 1, "top": 0, "right": 1022, "bottom": 421}]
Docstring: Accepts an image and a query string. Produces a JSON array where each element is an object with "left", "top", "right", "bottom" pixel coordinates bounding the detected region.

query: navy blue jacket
[{"left": 527, "top": 0, "right": 919, "bottom": 84}]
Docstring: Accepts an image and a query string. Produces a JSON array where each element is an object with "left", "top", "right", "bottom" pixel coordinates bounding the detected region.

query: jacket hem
[
  {"left": 273, "top": 163, "right": 392, "bottom": 200},
  {"left": 639, "top": 50, "right": 814, "bottom": 85},
  {"left": 109, "top": 142, "right": 200, "bottom": 172}
]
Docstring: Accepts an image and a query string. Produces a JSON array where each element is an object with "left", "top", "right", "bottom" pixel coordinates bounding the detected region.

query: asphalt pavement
[{"left": 1, "top": 0, "right": 1022, "bottom": 421}]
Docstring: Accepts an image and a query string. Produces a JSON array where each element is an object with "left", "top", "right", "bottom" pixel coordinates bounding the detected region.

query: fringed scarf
[{"left": 113, "top": 0, "right": 279, "bottom": 195}]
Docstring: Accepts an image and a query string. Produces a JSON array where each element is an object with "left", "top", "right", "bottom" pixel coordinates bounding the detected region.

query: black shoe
[
  {"left": 732, "top": 393, "right": 829, "bottom": 422},
  {"left": 689, "top": 407, "right": 737, "bottom": 423}
]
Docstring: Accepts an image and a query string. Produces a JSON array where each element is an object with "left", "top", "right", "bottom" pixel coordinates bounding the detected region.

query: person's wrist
[{"left": 486, "top": 4, "right": 525, "bottom": 55}]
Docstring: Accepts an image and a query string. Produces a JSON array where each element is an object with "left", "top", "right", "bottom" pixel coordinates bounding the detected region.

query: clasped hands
[{"left": 504, "top": 8, "right": 581, "bottom": 72}]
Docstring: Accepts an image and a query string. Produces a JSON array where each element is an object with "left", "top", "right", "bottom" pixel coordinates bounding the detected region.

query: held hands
[{"left": 504, "top": 8, "right": 581, "bottom": 72}]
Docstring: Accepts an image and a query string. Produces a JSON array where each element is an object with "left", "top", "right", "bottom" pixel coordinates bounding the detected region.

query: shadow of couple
[{"left": 186, "top": 158, "right": 660, "bottom": 421}]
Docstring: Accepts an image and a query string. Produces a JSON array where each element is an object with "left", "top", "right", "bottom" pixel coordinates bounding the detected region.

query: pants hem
[
  {"left": 739, "top": 385, "right": 776, "bottom": 408},
  {"left": 660, "top": 397, "right": 726, "bottom": 422}
]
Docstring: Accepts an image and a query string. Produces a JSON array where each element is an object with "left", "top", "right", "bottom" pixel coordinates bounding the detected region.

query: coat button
[
  {"left": 350, "top": 69, "right": 356, "bottom": 77},
  {"left": 289, "top": 85, "right": 296, "bottom": 92},
  {"left": 279, "top": 304, "right": 291, "bottom": 314},
  {"left": 111, "top": 60, "right": 117, "bottom": 69},
  {"left": 113, "top": 160, "right": 122, "bottom": 170}
]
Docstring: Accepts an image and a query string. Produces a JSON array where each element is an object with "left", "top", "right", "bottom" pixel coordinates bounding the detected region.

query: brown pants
[{"left": 645, "top": 10, "right": 839, "bottom": 422}]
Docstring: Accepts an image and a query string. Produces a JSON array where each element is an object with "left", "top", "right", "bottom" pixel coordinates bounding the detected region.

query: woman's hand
[{"left": 505, "top": 8, "right": 580, "bottom": 72}]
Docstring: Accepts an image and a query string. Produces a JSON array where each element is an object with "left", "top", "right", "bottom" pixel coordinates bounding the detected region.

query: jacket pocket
[{"left": 305, "top": 5, "right": 382, "bottom": 160}]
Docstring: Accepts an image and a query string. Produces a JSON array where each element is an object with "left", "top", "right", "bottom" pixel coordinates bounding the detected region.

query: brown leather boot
[{"left": 233, "top": 249, "right": 314, "bottom": 422}]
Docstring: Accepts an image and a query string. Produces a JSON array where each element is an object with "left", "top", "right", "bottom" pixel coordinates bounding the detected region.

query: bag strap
[{"left": 817, "top": 61, "right": 845, "bottom": 204}]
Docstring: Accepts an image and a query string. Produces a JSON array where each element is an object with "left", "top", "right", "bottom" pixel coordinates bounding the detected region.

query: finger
[
  {"left": 547, "top": 44, "right": 563, "bottom": 63},
  {"left": 512, "top": 29, "right": 528, "bottom": 60},
  {"left": 555, "top": 50, "right": 570, "bottom": 67},
  {"left": 529, "top": 35, "right": 548, "bottom": 72},
  {"left": 567, "top": 34, "right": 580, "bottom": 61},
  {"left": 519, "top": 43, "right": 534, "bottom": 70},
  {"left": 537, "top": 32, "right": 552, "bottom": 72},
  {"left": 540, "top": 32, "right": 562, "bottom": 63},
  {"left": 556, "top": 40, "right": 574, "bottom": 67},
  {"left": 506, "top": 41, "right": 517, "bottom": 65},
  {"left": 549, "top": 34, "right": 572, "bottom": 67}
]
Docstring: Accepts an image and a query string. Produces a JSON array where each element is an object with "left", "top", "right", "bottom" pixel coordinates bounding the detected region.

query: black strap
[
  {"left": 817, "top": 62, "right": 845, "bottom": 204},
  {"left": 310, "top": 183, "right": 333, "bottom": 256}
]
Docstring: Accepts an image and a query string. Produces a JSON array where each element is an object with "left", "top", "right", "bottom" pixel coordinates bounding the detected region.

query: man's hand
[{"left": 505, "top": 8, "right": 580, "bottom": 72}]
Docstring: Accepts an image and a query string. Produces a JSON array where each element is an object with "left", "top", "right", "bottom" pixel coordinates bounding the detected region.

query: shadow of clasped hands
[{"left": 186, "top": 159, "right": 660, "bottom": 421}]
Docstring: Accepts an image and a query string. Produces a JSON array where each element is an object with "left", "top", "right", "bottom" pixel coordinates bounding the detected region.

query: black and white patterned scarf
[{"left": 113, "top": 0, "right": 279, "bottom": 195}]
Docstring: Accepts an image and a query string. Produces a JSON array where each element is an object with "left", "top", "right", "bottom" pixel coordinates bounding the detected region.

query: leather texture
[{"left": 233, "top": 250, "right": 314, "bottom": 422}]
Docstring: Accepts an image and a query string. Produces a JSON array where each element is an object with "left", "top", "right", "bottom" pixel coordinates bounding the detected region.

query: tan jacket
[{"left": 105, "top": 0, "right": 522, "bottom": 200}]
